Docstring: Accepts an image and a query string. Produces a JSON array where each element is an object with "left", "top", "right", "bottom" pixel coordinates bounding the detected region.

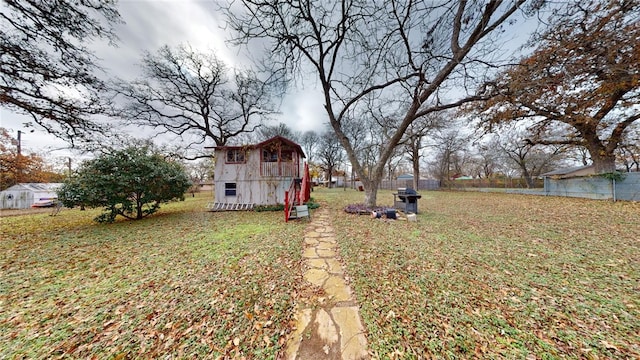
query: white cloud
[{"left": 279, "top": 88, "right": 328, "bottom": 134}]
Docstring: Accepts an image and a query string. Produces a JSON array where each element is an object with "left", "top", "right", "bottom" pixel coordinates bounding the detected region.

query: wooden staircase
[
  {"left": 285, "top": 162, "right": 312, "bottom": 222},
  {"left": 284, "top": 178, "right": 298, "bottom": 222}
]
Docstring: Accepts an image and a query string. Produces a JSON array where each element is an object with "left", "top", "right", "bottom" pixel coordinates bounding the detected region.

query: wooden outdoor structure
[{"left": 210, "top": 136, "right": 307, "bottom": 211}]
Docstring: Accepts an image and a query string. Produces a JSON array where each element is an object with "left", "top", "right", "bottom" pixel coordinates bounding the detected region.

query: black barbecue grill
[{"left": 393, "top": 187, "right": 422, "bottom": 214}]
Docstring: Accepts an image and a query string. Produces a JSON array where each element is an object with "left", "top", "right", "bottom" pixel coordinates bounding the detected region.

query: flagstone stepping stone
[
  {"left": 316, "top": 249, "right": 336, "bottom": 258},
  {"left": 317, "top": 241, "right": 336, "bottom": 250},
  {"left": 286, "top": 206, "right": 369, "bottom": 360},
  {"left": 283, "top": 308, "right": 312, "bottom": 360},
  {"left": 332, "top": 307, "right": 369, "bottom": 360},
  {"left": 307, "top": 258, "right": 327, "bottom": 269},
  {"left": 302, "top": 248, "right": 317, "bottom": 258},
  {"left": 324, "top": 276, "right": 351, "bottom": 302},
  {"left": 325, "top": 258, "right": 344, "bottom": 274},
  {"left": 304, "top": 238, "right": 319, "bottom": 246},
  {"left": 304, "top": 268, "right": 329, "bottom": 287}
]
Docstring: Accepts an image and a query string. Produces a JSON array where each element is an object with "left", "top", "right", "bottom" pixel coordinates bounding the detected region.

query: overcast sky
[{"left": 1, "top": 0, "right": 327, "bottom": 158}]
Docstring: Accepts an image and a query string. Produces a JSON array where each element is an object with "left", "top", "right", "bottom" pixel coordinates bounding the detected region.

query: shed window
[
  {"left": 226, "top": 149, "right": 245, "bottom": 163},
  {"left": 281, "top": 150, "right": 293, "bottom": 162},
  {"left": 225, "top": 183, "right": 237, "bottom": 196},
  {"left": 262, "top": 149, "right": 294, "bottom": 162},
  {"left": 262, "top": 149, "right": 278, "bottom": 162}
]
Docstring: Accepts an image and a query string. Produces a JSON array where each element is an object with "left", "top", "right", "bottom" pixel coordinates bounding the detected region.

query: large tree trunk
[
  {"left": 522, "top": 169, "right": 534, "bottom": 188},
  {"left": 136, "top": 196, "right": 144, "bottom": 219},
  {"left": 592, "top": 154, "right": 617, "bottom": 173},
  {"left": 587, "top": 138, "right": 617, "bottom": 173},
  {"left": 412, "top": 151, "right": 420, "bottom": 190},
  {"left": 411, "top": 141, "right": 420, "bottom": 191},
  {"left": 362, "top": 178, "right": 380, "bottom": 208},
  {"left": 356, "top": 163, "right": 384, "bottom": 208}
]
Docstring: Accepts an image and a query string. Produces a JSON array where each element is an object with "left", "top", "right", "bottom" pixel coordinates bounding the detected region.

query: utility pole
[
  {"left": 16, "top": 129, "right": 33, "bottom": 183},
  {"left": 16, "top": 130, "right": 23, "bottom": 184}
]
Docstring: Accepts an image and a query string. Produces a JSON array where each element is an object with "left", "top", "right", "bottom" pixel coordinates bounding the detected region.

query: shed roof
[
  {"left": 1, "top": 183, "right": 63, "bottom": 192},
  {"left": 541, "top": 165, "right": 595, "bottom": 177},
  {"left": 210, "top": 136, "right": 306, "bottom": 158}
]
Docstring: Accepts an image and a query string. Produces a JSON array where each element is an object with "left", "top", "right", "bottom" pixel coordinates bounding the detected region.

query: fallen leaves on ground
[
  {"left": 321, "top": 189, "right": 640, "bottom": 359},
  {"left": 0, "top": 194, "right": 305, "bottom": 359}
]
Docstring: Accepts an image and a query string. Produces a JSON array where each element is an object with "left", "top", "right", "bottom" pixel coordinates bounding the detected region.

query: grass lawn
[
  {"left": 1, "top": 193, "right": 306, "bottom": 359},
  {"left": 2, "top": 189, "right": 638, "bottom": 359},
  {"left": 317, "top": 188, "right": 640, "bottom": 359}
]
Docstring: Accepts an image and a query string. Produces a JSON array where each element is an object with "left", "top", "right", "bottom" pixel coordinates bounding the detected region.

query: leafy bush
[
  {"left": 254, "top": 204, "right": 285, "bottom": 212},
  {"left": 306, "top": 198, "right": 320, "bottom": 209},
  {"left": 58, "top": 146, "right": 191, "bottom": 222},
  {"left": 599, "top": 171, "right": 627, "bottom": 181},
  {"left": 254, "top": 199, "right": 321, "bottom": 212}
]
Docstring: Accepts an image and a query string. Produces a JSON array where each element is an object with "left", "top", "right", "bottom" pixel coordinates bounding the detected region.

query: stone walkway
[{"left": 284, "top": 208, "right": 370, "bottom": 360}]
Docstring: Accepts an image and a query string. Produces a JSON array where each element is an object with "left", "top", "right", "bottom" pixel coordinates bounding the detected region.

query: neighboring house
[
  {"left": 0, "top": 183, "right": 62, "bottom": 209},
  {"left": 540, "top": 165, "right": 596, "bottom": 179},
  {"left": 210, "top": 136, "right": 306, "bottom": 209},
  {"left": 321, "top": 171, "right": 347, "bottom": 187}
]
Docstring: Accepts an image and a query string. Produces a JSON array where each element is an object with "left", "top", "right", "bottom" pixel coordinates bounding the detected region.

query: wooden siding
[{"left": 214, "top": 146, "right": 303, "bottom": 205}]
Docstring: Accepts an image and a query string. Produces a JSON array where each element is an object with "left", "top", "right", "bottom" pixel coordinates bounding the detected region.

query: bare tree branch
[
  {"left": 113, "top": 45, "right": 276, "bottom": 149},
  {"left": 1, "top": 0, "right": 121, "bottom": 146}
]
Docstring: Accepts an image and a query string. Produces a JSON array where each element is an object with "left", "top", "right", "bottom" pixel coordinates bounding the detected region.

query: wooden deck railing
[{"left": 261, "top": 162, "right": 298, "bottom": 177}]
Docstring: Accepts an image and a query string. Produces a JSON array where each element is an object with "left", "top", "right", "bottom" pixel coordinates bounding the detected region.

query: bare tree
[
  {"left": 300, "top": 130, "right": 320, "bottom": 163},
  {"left": 470, "top": 143, "right": 501, "bottom": 180},
  {"left": 185, "top": 157, "right": 215, "bottom": 184},
  {"left": 387, "top": 148, "right": 407, "bottom": 181},
  {"left": 317, "top": 129, "right": 344, "bottom": 188},
  {"left": 114, "top": 45, "right": 275, "bottom": 156},
  {"left": 340, "top": 115, "right": 378, "bottom": 180},
  {"left": 227, "top": 0, "right": 534, "bottom": 206},
  {"left": 564, "top": 146, "right": 591, "bottom": 167},
  {"left": 1, "top": 0, "right": 121, "bottom": 145},
  {"left": 427, "top": 128, "right": 470, "bottom": 183},
  {"left": 401, "top": 113, "right": 445, "bottom": 189},
  {"left": 490, "top": 130, "right": 569, "bottom": 188},
  {"left": 618, "top": 145, "right": 640, "bottom": 172},
  {"left": 617, "top": 124, "right": 640, "bottom": 172},
  {"left": 258, "top": 122, "right": 299, "bottom": 142}
]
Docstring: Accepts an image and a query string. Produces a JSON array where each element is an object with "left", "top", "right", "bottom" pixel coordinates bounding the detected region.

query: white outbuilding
[{"left": 0, "top": 183, "right": 63, "bottom": 209}]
